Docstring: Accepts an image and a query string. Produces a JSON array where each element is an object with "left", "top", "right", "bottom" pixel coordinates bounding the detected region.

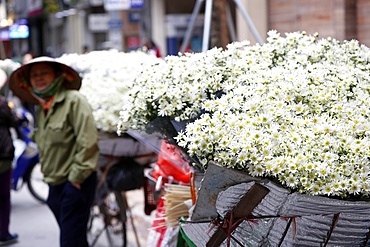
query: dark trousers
[
  {"left": 47, "top": 172, "right": 97, "bottom": 247},
  {"left": 0, "top": 168, "right": 11, "bottom": 238}
]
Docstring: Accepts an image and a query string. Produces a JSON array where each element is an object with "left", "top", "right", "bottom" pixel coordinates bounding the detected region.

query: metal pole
[
  {"left": 202, "top": 0, "right": 213, "bottom": 52},
  {"left": 226, "top": 3, "right": 236, "bottom": 41},
  {"left": 180, "top": 0, "right": 204, "bottom": 53},
  {"left": 185, "top": 0, "right": 262, "bottom": 52},
  {"left": 232, "top": 0, "right": 263, "bottom": 44}
]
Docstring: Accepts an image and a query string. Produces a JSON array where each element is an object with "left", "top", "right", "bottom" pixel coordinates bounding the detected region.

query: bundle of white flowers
[
  {"left": 0, "top": 59, "right": 21, "bottom": 76},
  {"left": 175, "top": 30, "right": 370, "bottom": 198},
  {"left": 118, "top": 47, "right": 231, "bottom": 133},
  {"left": 57, "top": 50, "right": 162, "bottom": 133},
  {"left": 115, "top": 31, "right": 370, "bottom": 198}
]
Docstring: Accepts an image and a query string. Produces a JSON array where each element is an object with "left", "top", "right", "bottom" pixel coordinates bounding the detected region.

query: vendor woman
[{"left": 9, "top": 57, "right": 99, "bottom": 247}]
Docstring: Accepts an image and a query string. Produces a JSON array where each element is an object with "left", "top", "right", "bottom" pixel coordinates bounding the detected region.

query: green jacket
[{"left": 33, "top": 87, "right": 99, "bottom": 185}]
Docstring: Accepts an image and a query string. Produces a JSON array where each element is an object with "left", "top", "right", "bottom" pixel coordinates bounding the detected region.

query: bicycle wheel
[
  {"left": 103, "top": 192, "right": 127, "bottom": 247},
  {"left": 26, "top": 163, "right": 48, "bottom": 203},
  {"left": 88, "top": 192, "right": 127, "bottom": 247},
  {"left": 87, "top": 205, "right": 106, "bottom": 246}
]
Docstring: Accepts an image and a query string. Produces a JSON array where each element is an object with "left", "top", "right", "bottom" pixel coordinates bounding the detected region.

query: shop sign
[
  {"left": 104, "top": 0, "right": 130, "bottom": 11},
  {"left": 130, "top": 0, "right": 143, "bottom": 9},
  {"left": 88, "top": 14, "right": 109, "bottom": 32},
  {"left": 104, "top": 0, "right": 143, "bottom": 11},
  {"left": 0, "top": 30, "right": 9, "bottom": 41},
  {"left": 128, "top": 12, "right": 140, "bottom": 23},
  {"left": 9, "top": 19, "right": 29, "bottom": 39},
  {"left": 108, "top": 19, "right": 123, "bottom": 30},
  {"left": 126, "top": 36, "right": 141, "bottom": 50}
]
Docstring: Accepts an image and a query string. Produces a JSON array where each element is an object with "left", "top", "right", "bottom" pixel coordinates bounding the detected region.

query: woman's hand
[{"left": 71, "top": 182, "right": 81, "bottom": 190}]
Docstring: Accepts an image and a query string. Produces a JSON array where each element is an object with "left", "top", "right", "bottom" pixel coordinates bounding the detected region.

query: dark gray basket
[{"left": 181, "top": 162, "right": 370, "bottom": 247}]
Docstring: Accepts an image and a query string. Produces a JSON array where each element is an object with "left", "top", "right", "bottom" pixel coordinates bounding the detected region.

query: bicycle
[
  {"left": 88, "top": 189, "right": 130, "bottom": 247},
  {"left": 88, "top": 132, "right": 160, "bottom": 247}
]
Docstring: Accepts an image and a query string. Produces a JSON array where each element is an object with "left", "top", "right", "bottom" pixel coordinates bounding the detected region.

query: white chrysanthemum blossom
[{"left": 57, "top": 50, "right": 162, "bottom": 132}]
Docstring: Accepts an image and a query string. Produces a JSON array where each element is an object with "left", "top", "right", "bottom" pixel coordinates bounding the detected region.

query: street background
[{"left": 10, "top": 185, "right": 155, "bottom": 247}]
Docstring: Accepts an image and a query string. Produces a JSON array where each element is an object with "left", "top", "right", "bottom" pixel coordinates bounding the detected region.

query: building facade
[{"left": 1, "top": 0, "right": 370, "bottom": 59}]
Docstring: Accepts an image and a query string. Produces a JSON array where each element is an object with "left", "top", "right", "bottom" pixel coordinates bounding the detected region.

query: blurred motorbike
[{"left": 8, "top": 98, "right": 48, "bottom": 203}]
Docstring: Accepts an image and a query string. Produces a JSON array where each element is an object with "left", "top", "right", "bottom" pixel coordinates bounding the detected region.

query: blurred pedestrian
[
  {"left": 9, "top": 57, "right": 99, "bottom": 247},
  {"left": 22, "top": 52, "right": 33, "bottom": 65},
  {"left": 0, "top": 68, "right": 19, "bottom": 245},
  {"left": 82, "top": 45, "right": 89, "bottom": 54},
  {"left": 21, "top": 52, "right": 36, "bottom": 126},
  {"left": 144, "top": 38, "right": 162, "bottom": 58}
]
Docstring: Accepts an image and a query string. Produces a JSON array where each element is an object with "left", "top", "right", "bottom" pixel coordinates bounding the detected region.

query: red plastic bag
[{"left": 154, "top": 141, "right": 192, "bottom": 184}]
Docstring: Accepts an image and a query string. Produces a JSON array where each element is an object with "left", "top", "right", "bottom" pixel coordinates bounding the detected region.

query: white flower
[{"left": 57, "top": 50, "right": 163, "bottom": 132}]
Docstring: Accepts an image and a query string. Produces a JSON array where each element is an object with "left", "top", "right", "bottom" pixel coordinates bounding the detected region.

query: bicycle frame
[{"left": 89, "top": 132, "right": 160, "bottom": 247}]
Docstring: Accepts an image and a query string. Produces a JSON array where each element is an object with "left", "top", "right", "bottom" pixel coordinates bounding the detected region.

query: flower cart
[{"left": 114, "top": 30, "right": 370, "bottom": 246}]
